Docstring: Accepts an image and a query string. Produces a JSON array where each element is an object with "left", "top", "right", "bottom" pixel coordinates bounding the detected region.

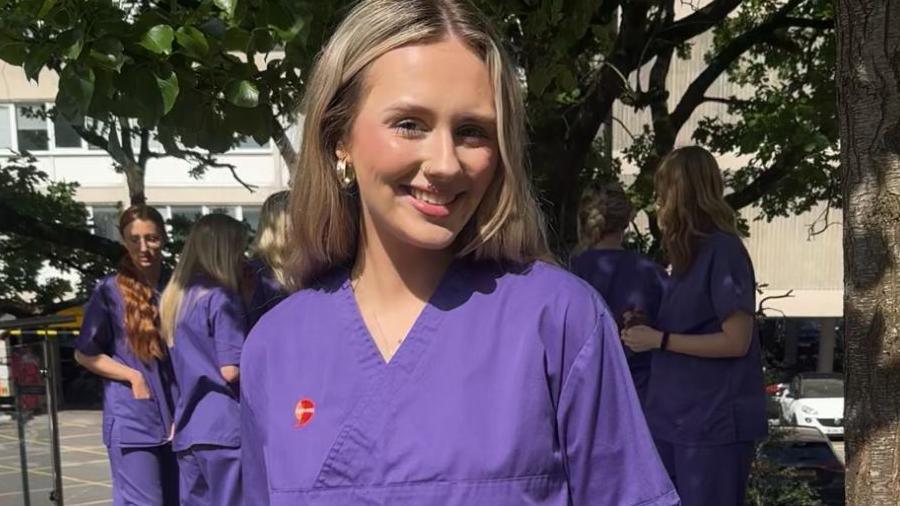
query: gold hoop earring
[{"left": 336, "top": 159, "right": 355, "bottom": 188}]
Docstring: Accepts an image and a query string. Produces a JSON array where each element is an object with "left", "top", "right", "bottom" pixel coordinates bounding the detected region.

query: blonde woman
[
  {"left": 622, "top": 146, "right": 766, "bottom": 505},
  {"left": 570, "top": 183, "right": 668, "bottom": 404},
  {"left": 240, "top": 1, "right": 677, "bottom": 505},
  {"left": 246, "top": 190, "right": 290, "bottom": 328},
  {"left": 159, "top": 213, "right": 249, "bottom": 506}
]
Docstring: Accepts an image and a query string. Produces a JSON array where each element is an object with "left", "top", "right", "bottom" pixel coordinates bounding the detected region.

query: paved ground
[{"left": 0, "top": 410, "right": 111, "bottom": 506}]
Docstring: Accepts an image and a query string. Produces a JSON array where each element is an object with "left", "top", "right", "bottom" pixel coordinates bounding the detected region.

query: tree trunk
[
  {"left": 124, "top": 162, "right": 146, "bottom": 206},
  {"left": 837, "top": 1, "right": 900, "bottom": 504}
]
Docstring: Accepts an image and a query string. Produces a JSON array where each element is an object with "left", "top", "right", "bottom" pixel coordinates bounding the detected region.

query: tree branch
[
  {"left": 653, "top": 0, "right": 744, "bottom": 47},
  {"left": 271, "top": 119, "right": 298, "bottom": 170},
  {"left": 0, "top": 200, "right": 124, "bottom": 262},
  {"left": 670, "top": 0, "right": 805, "bottom": 132},
  {"left": 724, "top": 147, "right": 810, "bottom": 211},
  {"left": 783, "top": 16, "right": 835, "bottom": 30}
]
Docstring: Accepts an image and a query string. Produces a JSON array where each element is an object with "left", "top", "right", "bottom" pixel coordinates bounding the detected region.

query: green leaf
[
  {"left": 58, "top": 64, "right": 95, "bottom": 118},
  {"left": 250, "top": 28, "right": 275, "bottom": 53},
  {"left": 175, "top": 26, "right": 209, "bottom": 59},
  {"left": 225, "top": 80, "right": 259, "bottom": 108},
  {"left": 528, "top": 67, "right": 552, "bottom": 98},
  {"left": 0, "top": 37, "right": 28, "bottom": 66},
  {"left": 89, "top": 38, "right": 126, "bottom": 72},
  {"left": 213, "top": 0, "right": 237, "bottom": 18},
  {"left": 57, "top": 28, "right": 84, "bottom": 60},
  {"left": 37, "top": 0, "right": 57, "bottom": 18},
  {"left": 223, "top": 27, "right": 251, "bottom": 52},
  {"left": 156, "top": 72, "right": 179, "bottom": 115},
  {"left": 139, "top": 25, "right": 175, "bottom": 55},
  {"left": 23, "top": 45, "right": 53, "bottom": 81}
]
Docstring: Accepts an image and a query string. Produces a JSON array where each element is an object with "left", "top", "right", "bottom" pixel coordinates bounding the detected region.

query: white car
[{"left": 778, "top": 373, "right": 844, "bottom": 438}]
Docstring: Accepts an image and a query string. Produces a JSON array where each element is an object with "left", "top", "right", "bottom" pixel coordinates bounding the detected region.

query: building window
[
  {"left": 242, "top": 206, "right": 262, "bottom": 233},
  {"left": 15, "top": 104, "right": 48, "bottom": 151},
  {"left": 0, "top": 105, "right": 12, "bottom": 150},
  {"left": 234, "top": 136, "right": 270, "bottom": 150},
  {"left": 53, "top": 116, "right": 83, "bottom": 148},
  {"left": 90, "top": 206, "right": 121, "bottom": 241},
  {"left": 208, "top": 206, "right": 238, "bottom": 218}
]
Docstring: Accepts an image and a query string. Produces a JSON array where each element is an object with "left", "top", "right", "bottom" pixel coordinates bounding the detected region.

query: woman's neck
[
  {"left": 139, "top": 262, "right": 162, "bottom": 289},
  {"left": 352, "top": 220, "right": 454, "bottom": 303},
  {"left": 594, "top": 232, "right": 625, "bottom": 251}
]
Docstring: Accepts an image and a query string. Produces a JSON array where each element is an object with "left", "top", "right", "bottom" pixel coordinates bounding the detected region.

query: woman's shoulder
[
  {"left": 494, "top": 260, "right": 610, "bottom": 323},
  {"left": 90, "top": 274, "right": 119, "bottom": 299},
  {"left": 704, "top": 229, "right": 750, "bottom": 260}
]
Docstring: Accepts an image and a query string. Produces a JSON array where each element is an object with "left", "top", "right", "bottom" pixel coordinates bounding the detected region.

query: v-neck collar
[{"left": 340, "top": 259, "right": 463, "bottom": 368}]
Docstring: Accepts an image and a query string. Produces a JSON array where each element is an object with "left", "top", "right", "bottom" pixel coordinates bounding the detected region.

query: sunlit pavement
[{"left": 0, "top": 410, "right": 112, "bottom": 506}]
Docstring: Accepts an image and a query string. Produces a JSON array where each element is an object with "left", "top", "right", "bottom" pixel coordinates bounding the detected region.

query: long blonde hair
[
  {"left": 287, "top": 0, "right": 549, "bottom": 288},
  {"left": 251, "top": 191, "right": 290, "bottom": 287},
  {"left": 160, "top": 214, "right": 248, "bottom": 345},
  {"left": 654, "top": 146, "right": 741, "bottom": 274},
  {"left": 576, "top": 182, "right": 634, "bottom": 252}
]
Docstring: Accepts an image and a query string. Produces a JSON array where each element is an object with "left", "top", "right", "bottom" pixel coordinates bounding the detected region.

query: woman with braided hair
[
  {"left": 75, "top": 205, "right": 178, "bottom": 505},
  {"left": 570, "top": 183, "right": 668, "bottom": 404}
]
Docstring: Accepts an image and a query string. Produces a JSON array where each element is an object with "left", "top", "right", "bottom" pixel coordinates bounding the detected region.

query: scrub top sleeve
[
  {"left": 709, "top": 236, "right": 756, "bottom": 323},
  {"left": 556, "top": 313, "right": 679, "bottom": 506},
  {"left": 211, "top": 289, "right": 249, "bottom": 368},
  {"left": 76, "top": 282, "right": 114, "bottom": 356},
  {"left": 241, "top": 330, "right": 269, "bottom": 504}
]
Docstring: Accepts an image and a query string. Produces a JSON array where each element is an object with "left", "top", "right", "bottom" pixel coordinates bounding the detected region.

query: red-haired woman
[{"left": 75, "top": 205, "right": 178, "bottom": 505}]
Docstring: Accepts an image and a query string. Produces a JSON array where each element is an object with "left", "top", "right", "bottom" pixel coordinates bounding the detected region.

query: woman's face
[
  {"left": 340, "top": 37, "right": 500, "bottom": 252},
  {"left": 122, "top": 218, "right": 164, "bottom": 269}
]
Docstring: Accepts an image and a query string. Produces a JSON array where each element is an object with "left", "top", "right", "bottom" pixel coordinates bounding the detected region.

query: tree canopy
[{"left": 0, "top": 0, "right": 836, "bottom": 313}]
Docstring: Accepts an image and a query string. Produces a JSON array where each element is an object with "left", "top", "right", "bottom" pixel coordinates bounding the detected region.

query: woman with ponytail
[
  {"left": 75, "top": 205, "right": 178, "bottom": 505},
  {"left": 570, "top": 183, "right": 668, "bottom": 404},
  {"left": 159, "top": 213, "right": 249, "bottom": 506}
]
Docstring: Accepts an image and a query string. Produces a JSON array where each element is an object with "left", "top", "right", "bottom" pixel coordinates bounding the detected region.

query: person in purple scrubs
[
  {"left": 622, "top": 146, "right": 767, "bottom": 505},
  {"left": 159, "top": 214, "right": 249, "bottom": 506},
  {"left": 570, "top": 183, "right": 668, "bottom": 404},
  {"left": 75, "top": 205, "right": 178, "bottom": 505},
  {"left": 245, "top": 190, "right": 290, "bottom": 328},
  {"left": 240, "top": 1, "right": 679, "bottom": 505}
]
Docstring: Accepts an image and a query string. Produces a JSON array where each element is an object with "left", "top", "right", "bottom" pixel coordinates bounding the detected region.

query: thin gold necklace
[{"left": 351, "top": 272, "right": 404, "bottom": 356}]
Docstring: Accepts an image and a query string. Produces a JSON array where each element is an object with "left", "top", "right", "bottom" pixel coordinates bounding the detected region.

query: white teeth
[{"left": 410, "top": 188, "right": 454, "bottom": 205}]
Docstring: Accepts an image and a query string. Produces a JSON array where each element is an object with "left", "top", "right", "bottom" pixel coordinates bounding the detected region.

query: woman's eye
[{"left": 393, "top": 120, "right": 424, "bottom": 137}]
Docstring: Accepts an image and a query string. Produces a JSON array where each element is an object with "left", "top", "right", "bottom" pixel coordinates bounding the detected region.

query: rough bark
[{"left": 837, "top": 0, "right": 900, "bottom": 503}]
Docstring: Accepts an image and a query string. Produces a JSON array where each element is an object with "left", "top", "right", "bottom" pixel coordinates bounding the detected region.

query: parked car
[
  {"left": 778, "top": 372, "right": 844, "bottom": 438},
  {"left": 758, "top": 426, "right": 845, "bottom": 505}
]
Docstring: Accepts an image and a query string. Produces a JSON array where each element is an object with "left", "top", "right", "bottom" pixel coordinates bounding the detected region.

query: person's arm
[
  {"left": 74, "top": 350, "right": 151, "bottom": 399},
  {"left": 624, "top": 234, "right": 755, "bottom": 358},
  {"left": 558, "top": 313, "right": 679, "bottom": 505},
  {"left": 241, "top": 328, "right": 270, "bottom": 505},
  {"left": 211, "top": 289, "right": 249, "bottom": 384},
  {"left": 75, "top": 281, "right": 151, "bottom": 399},
  {"left": 622, "top": 310, "right": 753, "bottom": 358}
]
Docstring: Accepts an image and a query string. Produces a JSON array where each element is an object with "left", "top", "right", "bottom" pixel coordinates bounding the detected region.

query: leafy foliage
[{"left": 0, "top": 156, "right": 109, "bottom": 314}]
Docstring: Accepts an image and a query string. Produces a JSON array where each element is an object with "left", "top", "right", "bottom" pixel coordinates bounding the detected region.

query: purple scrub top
[
  {"left": 644, "top": 230, "right": 767, "bottom": 445},
  {"left": 76, "top": 273, "right": 176, "bottom": 448},
  {"left": 570, "top": 248, "right": 668, "bottom": 401},
  {"left": 246, "top": 257, "right": 289, "bottom": 329},
  {"left": 241, "top": 260, "right": 679, "bottom": 505},
  {"left": 169, "top": 277, "right": 248, "bottom": 452}
]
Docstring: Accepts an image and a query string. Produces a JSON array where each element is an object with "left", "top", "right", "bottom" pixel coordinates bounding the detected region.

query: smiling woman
[{"left": 239, "top": 1, "right": 678, "bottom": 505}]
